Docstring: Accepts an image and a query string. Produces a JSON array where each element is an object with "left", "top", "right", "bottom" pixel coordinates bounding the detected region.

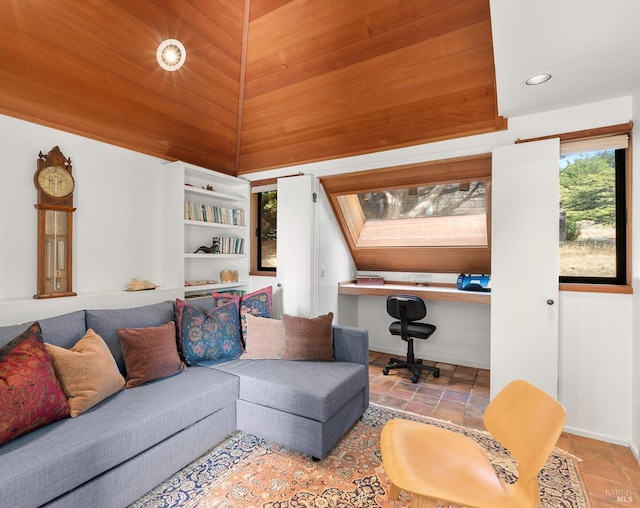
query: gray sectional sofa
[{"left": 0, "top": 299, "right": 369, "bottom": 508}]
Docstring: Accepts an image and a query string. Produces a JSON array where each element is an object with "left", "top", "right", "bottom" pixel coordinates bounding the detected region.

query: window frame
[
  {"left": 320, "top": 154, "right": 493, "bottom": 273},
  {"left": 519, "top": 122, "right": 633, "bottom": 292},
  {"left": 250, "top": 180, "right": 277, "bottom": 276}
]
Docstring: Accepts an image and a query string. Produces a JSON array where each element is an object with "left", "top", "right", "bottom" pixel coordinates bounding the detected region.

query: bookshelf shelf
[
  {"left": 184, "top": 220, "right": 246, "bottom": 230},
  {"left": 184, "top": 253, "right": 246, "bottom": 259},
  {"left": 184, "top": 185, "right": 243, "bottom": 202},
  {"left": 184, "top": 281, "right": 246, "bottom": 293}
]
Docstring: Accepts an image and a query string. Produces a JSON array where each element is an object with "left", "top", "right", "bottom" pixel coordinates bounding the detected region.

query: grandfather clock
[{"left": 34, "top": 146, "right": 77, "bottom": 298}]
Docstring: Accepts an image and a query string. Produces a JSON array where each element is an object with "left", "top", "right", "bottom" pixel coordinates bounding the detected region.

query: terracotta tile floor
[{"left": 369, "top": 351, "right": 640, "bottom": 507}]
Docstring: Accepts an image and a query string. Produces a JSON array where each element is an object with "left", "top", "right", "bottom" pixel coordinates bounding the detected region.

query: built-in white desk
[
  {"left": 339, "top": 280, "right": 491, "bottom": 369},
  {"left": 338, "top": 281, "right": 490, "bottom": 304}
]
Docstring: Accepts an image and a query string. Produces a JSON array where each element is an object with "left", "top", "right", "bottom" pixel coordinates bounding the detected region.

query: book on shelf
[
  {"left": 218, "top": 236, "right": 244, "bottom": 254},
  {"left": 184, "top": 201, "right": 245, "bottom": 226}
]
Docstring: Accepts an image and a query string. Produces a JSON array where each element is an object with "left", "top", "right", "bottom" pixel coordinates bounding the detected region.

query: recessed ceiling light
[
  {"left": 157, "top": 39, "right": 186, "bottom": 71},
  {"left": 525, "top": 73, "right": 552, "bottom": 86}
]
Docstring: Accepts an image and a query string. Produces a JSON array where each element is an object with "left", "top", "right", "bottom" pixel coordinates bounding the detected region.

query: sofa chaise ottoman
[
  {"left": 210, "top": 323, "right": 369, "bottom": 459},
  {"left": 0, "top": 299, "right": 369, "bottom": 508}
]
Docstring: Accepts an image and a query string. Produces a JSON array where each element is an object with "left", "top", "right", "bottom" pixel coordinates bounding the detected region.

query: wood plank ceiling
[{"left": 0, "top": 0, "right": 504, "bottom": 176}]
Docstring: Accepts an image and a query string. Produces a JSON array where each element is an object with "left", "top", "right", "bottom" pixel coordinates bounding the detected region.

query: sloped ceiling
[
  {"left": 0, "top": 0, "right": 504, "bottom": 175},
  {"left": 0, "top": 0, "right": 245, "bottom": 174}
]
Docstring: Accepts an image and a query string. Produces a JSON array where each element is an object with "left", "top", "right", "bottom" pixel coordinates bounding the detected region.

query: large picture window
[
  {"left": 343, "top": 182, "right": 487, "bottom": 247},
  {"left": 320, "top": 154, "right": 492, "bottom": 273}
]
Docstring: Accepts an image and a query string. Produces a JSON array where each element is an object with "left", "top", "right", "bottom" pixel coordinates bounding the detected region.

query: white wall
[
  {"left": 315, "top": 185, "right": 358, "bottom": 327},
  {"left": 0, "top": 114, "right": 179, "bottom": 325},
  {"left": 361, "top": 296, "right": 490, "bottom": 368},
  {"left": 631, "top": 86, "right": 640, "bottom": 457},
  {"left": 559, "top": 291, "right": 632, "bottom": 443}
]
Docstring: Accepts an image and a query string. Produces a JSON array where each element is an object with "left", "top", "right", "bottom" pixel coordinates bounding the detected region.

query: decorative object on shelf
[
  {"left": 34, "top": 146, "right": 77, "bottom": 299},
  {"left": 126, "top": 279, "right": 157, "bottom": 291},
  {"left": 194, "top": 244, "right": 216, "bottom": 254},
  {"left": 356, "top": 275, "right": 384, "bottom": 285},
  {"left": 219, "top": 269, "right": 238, "bottom": 283}
]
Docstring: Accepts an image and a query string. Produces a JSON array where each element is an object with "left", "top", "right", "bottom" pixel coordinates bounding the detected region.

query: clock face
[{"left": 38, "top": 165, "right": 75, "bottom": 198}]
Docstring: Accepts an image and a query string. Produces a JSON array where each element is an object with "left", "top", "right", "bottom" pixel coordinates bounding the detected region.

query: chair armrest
[{"left": 332, "top": 325, "right": 369, "bottom": 366}]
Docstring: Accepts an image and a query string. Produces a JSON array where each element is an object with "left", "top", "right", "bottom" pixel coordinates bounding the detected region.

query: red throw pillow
[{"left": 0, "top": 322, "right": 70, "bottom": 445}]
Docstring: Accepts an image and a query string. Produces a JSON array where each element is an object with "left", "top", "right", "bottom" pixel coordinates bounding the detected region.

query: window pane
[
  {"left": 357, "top": 182, "right": 486, "bottom": 220},
  {"left": 341, "top": 181, "right": 488, "bottom": 248},
  {"left": 258, "top": 190, "right": 277, "bottom": 270},
  {"left": 559, "top": 149, "right": 618, "bottom": 279}
]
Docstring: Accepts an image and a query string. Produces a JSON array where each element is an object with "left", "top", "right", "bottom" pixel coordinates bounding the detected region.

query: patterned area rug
[{"left": 130, "top": 404, "right": 589, "bottom": 508}]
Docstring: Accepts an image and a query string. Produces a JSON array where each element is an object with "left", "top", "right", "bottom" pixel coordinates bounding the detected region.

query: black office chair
[{"left": 382, "top": 295, "right": 439, "bottom": 383}]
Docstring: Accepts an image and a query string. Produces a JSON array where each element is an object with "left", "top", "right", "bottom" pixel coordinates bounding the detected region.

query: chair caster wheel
[
  {"left": 411, "top": 376, "right": 418, "bottom": 383},
  {"left": 433, "top": 369, "right": 440, "bottom": 378},
  {"left": 382, "top": 368, "right": 389, "bottom": 375}
]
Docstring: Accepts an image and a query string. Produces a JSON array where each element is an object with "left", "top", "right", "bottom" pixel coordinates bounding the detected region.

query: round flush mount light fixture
[
  {"left": 156, "top": 39, "right": 186, "bottom": 71},
  {"left": 525, "top": 73, "right": 552, "bottom": 86}
]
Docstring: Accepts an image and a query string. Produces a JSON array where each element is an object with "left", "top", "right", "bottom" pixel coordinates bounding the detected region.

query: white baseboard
[
  {"left": 563, "top": 425, "right": 630, "bottom": 447},
  {"left": 630, "top": 442, "right": 640, "bottom": 463}
]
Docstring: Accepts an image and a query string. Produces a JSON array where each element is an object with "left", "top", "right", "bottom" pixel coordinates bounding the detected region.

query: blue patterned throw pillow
[
  {"left": 239, "top": 286, "right": 273, "bottom": 346},
  {"left": 175, "top": 299, "right": 242, "bottom": 365},
  {"left": 211, "top": 287, "right": 273, "bottom": 347}
]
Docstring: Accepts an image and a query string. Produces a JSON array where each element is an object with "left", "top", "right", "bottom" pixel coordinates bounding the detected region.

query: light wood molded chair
[{"left": 380, "top": 380, "right": 566, "bottom": 508}]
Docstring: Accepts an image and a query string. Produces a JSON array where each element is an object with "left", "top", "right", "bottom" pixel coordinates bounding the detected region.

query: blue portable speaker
[{"left": 456, "top": 273, "right": 491, "bottom": 292}]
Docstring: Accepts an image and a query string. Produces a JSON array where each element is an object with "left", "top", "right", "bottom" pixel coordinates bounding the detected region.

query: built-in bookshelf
[{"left": 165, "top": 162, "right": 249, "bottom": 298}]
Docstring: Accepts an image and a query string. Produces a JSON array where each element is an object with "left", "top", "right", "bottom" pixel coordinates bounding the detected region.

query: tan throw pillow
[
  {"left": 46, "top": 329, "right": 125, "bottom": 417},
  {"left": 117, "top": 321, "right": 185, "bottom": 388},
  {"left": 281, "top": 312, "right": 334, "bottom": 361},
  {"left": 241, "top": 314, "right": 285, "bottom": 359}
]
